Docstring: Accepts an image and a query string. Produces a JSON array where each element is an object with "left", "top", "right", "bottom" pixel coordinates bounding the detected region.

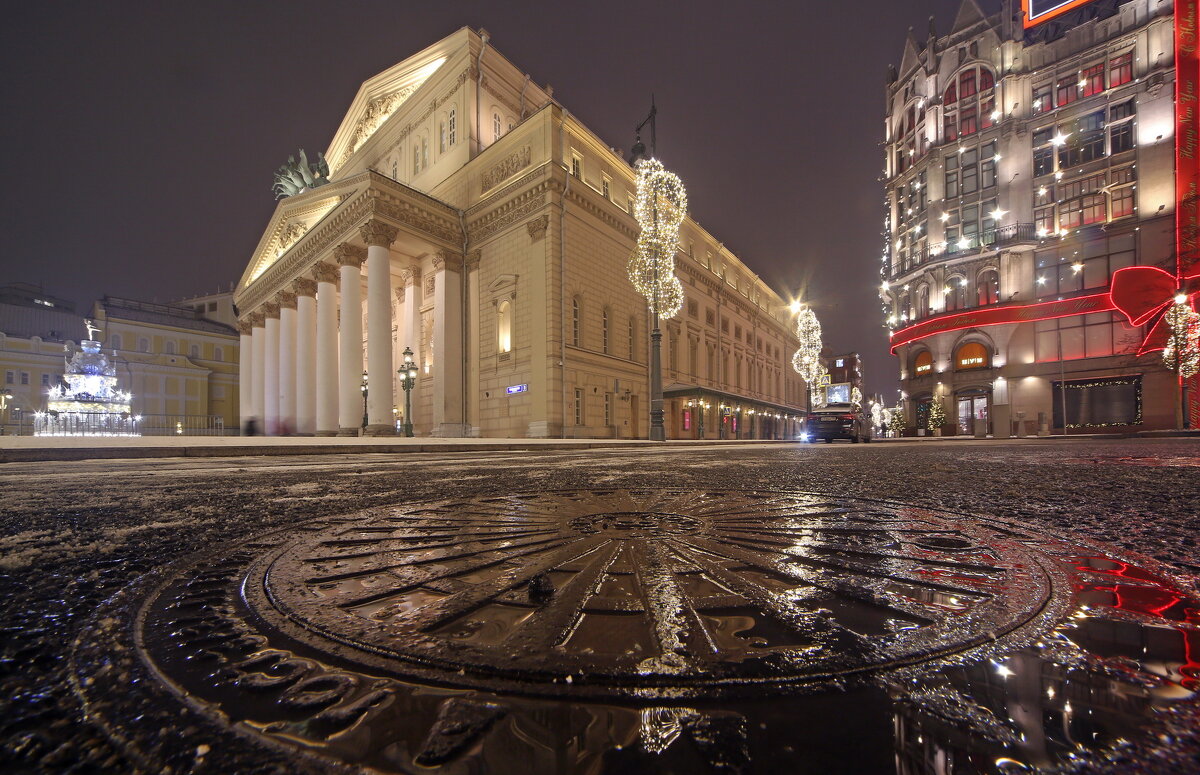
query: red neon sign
[{"left": 1022, "top": 0, "right": 1099, "bottom": 28}]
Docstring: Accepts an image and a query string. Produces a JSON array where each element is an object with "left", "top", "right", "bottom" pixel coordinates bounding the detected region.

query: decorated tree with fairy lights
[
  {"left": 1163, "top": 297, "right": 1200, "bottom": 381},
  {"left": 888, "top": 408, "right": 906, "bottom": 436},
  {"left": 927, "top": 398, "right": 946, "bottom": 432}
]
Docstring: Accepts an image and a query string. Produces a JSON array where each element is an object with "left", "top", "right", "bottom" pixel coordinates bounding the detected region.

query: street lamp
[
  {"left": 397, "top": 346, "right": 417, "bottom": 437},
  {"left": 360, "top": 370, "right": 368, "bottom": 432}
]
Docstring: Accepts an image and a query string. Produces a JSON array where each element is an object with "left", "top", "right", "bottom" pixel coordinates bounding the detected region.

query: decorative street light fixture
[
  {"left": 360, "top": 370, "right": 368, "bottom": 433},
  {"left": 791, "top": 303, "right": 824, "bottom": 414},
  {"left": 628, "top": 104, "right": 686, "bottom": 442},
  {"left": 397, "top": 346, "right": 418, "bottom": 438}
]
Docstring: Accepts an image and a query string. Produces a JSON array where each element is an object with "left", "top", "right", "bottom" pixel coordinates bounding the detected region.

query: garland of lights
[
  {"left": 1055, "top": 375, "right": 1143, "bottom": 428},
  {"left": 1162, "top": 300, "right": 1200, "bottom": 380},
  {"left": 628, "top": 159, "right": 687, "bottom": 319},
  {"left": 790, "top": 306, "right": 824, "bottom": 386}
]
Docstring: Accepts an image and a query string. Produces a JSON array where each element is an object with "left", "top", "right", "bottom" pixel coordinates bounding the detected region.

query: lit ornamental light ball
[
  {"left": 791, "top": 306, "right": 824, "bottom": 384},
  {"left": 628, "top": 159, "right": 687, "bottom": 319}
]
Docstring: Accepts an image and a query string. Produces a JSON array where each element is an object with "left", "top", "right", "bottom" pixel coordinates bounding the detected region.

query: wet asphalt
[{"left": 1, "top": 437, "right": 1197, "bottom": 774}]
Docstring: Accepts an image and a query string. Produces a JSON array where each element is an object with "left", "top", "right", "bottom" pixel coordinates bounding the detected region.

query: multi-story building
[
  {"left": 881, "top": 0, "right": 1186, "bottom": 434},
  {"left": 233, "top": 27, "right": 806, "bottom": 438}
]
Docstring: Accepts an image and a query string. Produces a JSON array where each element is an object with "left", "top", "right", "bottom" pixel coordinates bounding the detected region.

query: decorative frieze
[
  {"left": 359, "top": 219, "right": 399, "bottom": 248},
  {"left": 276, "top": 221, "right": 309, "bottom": 256},
  {"left": 481, "top": 146, "right": 531, "bottom": 192},
  {"left": 333, "top": 243, "right": 366, "bottom": 269},
  {"left": 526, "top": 214, "right": 549, "bottom": 241},
  {"left": 470, "top": 193, "right": 547, "bottom": 242}
]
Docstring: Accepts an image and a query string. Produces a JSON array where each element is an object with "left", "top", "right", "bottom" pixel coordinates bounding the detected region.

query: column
[
  {"left": 263, "top": 302, "right": 281, "bottom": 435},
  {"left": 293, "top": 278, "right": 317, "bottom": 435},
  {"left": 237, "top": 319, "right": 253, "bottom": 432},
  {"left": 360, "top": 219, "right": 399, "bottom": 436},
  {"left": 250, "top": 312, "right": 266, "bottom": 430},
  {"left": 335, "top": 243, "right": 366, "bottom": 435},
  {"left": 431, "top": 250, "right": 468, "bottom": 436},
  {"left": 277, "top": 291, "right": 297, "bottom": 435},
  {"left": 401, "top": 266, "right": 423, "bottom": 364},
  {"left": 314, "top": 262, "right": 340, "bottom": 436}
]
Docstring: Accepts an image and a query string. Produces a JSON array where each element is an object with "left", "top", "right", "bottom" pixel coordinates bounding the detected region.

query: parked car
[{"left": 805, "top": 403, "right": 872, "bottom": 443}]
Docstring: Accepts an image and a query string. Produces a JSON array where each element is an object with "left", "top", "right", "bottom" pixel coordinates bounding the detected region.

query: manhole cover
[{"left": 72, "top": 489, "right": 1200, "bottom": 773}]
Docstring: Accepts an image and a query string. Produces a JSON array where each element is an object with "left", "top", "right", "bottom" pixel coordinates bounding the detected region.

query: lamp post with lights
[
  {"left": 397, "top": 346, "right": 418, "bottom": 437},
  {"left": 360, "top": 370, "right": 368, "bottom": 433}
]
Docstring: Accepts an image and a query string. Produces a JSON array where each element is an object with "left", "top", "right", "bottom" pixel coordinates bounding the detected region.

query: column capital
[
  {"left": 465, "top": 249, "right": 482, "bottom": 271},
  {"left": 237, "top": 319, "right": 254, "bottom": 335},
  {"left": 333, "top": 243, "right": 366, "bottom": 268},
  {"left": 358, "top": 219, "right": 399, "bottom": 248},
  {"left": 277, "top": 290, "right": 298, "bottom": 310},
  {"left": 293, "top": 277, "right": 318, "bottom": 297},
  {"left": 433, "top": 250, "right": 463, "bottom": 272},
  {"left": 312, "top": 260, "right": 340, "bottom": 284},
  {"left": 263, "top": 302, "right": 280, "bottom": 319},
  {"left": 248, "top": 312, "right": 266, "bottom": 328},
  {"left": 394, "top": 287, "right": 406, "bottom": 304},
  {"left": 400, "top": 265, "right": 422, "bottom": 284}
]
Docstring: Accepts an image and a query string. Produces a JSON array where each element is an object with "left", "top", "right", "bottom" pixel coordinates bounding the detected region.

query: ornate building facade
[
  {"left": 235, "top": 28, "right": 806, "bottom": 439},
  {"left": 882, "top": 0, "right": 1190, "bottom": 434}
]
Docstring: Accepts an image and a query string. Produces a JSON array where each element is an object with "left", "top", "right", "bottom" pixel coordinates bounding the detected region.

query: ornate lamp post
[
  {"left": 397, "top": 346, "right": 418, "bottom": 438},
  {"left": 360, "top": 370, "right": 368, "bottom": 433}
]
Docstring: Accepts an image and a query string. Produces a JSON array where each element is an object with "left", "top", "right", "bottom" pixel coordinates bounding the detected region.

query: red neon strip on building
[
  {"left": 1022, "top": 0, "right": 1100, "bottom": 29},
  {"left": 1177, "top": 0, "right": 1200, "bottom": 279},
  {"left": 889, "top": 293, "right": 1112, "bottom": 352}
]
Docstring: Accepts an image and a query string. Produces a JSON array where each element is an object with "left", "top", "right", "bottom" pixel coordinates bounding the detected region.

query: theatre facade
[{"left": 234, "top": 27, "right": 806, "bottom": 438}]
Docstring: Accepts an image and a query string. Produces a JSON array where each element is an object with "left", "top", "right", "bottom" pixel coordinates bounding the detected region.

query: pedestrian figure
[{"left": 244, "top": 416, "right": 259, "bottom": 436}]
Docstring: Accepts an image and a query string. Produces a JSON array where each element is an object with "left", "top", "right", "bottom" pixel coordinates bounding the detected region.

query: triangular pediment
[
  {"left": 951, "top": 0, "right": 988, "bottom": 34},
  {"left": 236, "top": 183, "right": 356, "bottom": 293},
  {"left": 325, "top": 30, "right": 471, "bottom": 177}
]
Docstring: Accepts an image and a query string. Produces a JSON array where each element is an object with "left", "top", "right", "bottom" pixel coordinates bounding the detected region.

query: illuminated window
[
  {"left": 1036, "top": 313, "right": 1140, "bottom": 363},
  {"left": 945, "top": 277, "right": 968, "bottom": 311},
  {"left": 439, "top": 121, "right": 447, "bottom": 153},
  {"left": 1055, "top": 75, "right": 1078, "bottom": 107},
  {"left": 954, "top": 341, "right": 990, "bottom": 370},
  {"left": 913, "top": 350, "right": 933, "bottom": 375},
  {"left": 497, "top": 300, "right": 512, "bottom": 353},
  {"left": 1032, "top": 82, "right": 1052, "bottom": 115},
  {"left": 976, "top": 270, "right": 1000, "bottom": 306},
  {"left": 1081, "top": 62, "right": 1104, "bottom": 97},
  {"left": 448, "top": 108, "right": 457, "bottom": 145},
  {"left": 1109, "top": 52, "right": 1132, "bottom": 88},
  {"left": 493, "top": 112, "right": 501, "bottom": 142},
  {"left": 943, "top": 66, "right": 993, "bottom": 142},
  {"left": 574, "top": 388, "right": 583, "bottom": 425}
]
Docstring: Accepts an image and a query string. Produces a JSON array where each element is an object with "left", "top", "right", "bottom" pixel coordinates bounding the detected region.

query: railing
[
  {"left": 20, "top": 412, "right": 229, "bottom": 437},
  {"left": 136, "top": 414, "right": 228, "bottom": 436},
  {"left": 894, "top": 223, "right": 1038, "bottom": 275}
]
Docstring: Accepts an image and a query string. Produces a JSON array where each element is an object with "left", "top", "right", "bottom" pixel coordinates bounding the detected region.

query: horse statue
[{"left": 272, "top": 149, "right": 331, "bottom": 199}]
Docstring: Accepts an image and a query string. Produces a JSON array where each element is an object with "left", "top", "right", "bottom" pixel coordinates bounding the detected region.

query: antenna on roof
[{"left": 629, "top": 95, "right": 657, "bottom": 165}]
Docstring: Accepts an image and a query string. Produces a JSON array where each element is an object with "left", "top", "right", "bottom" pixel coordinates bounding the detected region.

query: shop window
[
  {"left": 954, "top": 341, "right": 990, "bottom": 370},
  {"left": 1052, "top": 375, "right": 1141, "bottom": 428},
  {"left": 913, "top": 350, "right": 933, "bottom": 376}
]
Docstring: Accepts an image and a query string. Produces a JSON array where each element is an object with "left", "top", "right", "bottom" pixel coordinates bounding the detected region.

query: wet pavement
[{"left": 1, "top": 437, "right": 1198, "bottom": 774}]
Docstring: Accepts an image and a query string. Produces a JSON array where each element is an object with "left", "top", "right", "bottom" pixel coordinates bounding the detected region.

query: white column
[
  {"left": 250, "top": 314, "right": 266, "bottom": 431},
  {"left": 238, "top": 320, "right": 253, "bottom": 432},
  {"left": 402, "top": 267, "right": 423, "bottom": 367},
  {"left": 360, "top": 220, "right": 399, "bottom": 435},
  {"left": 314, "top": 262, "right": 340, "bottom": 436},
  {"left": 263, "top": 303, "right": 280, "bottom": 435},
  {"left": 294, "top": 278, "right": 317, "bottom": 435},
  {"left": 278, "top": 292, "right": 297, "bottom": 435},
  {"left": 432, "top": 251, "right": 467, "bottom": 436},
  {"left": 335, "top": 244, "right": 366, "bottom": 435}
]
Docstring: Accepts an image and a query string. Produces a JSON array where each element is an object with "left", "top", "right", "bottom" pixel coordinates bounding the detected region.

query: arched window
[
  {"left": 976, "top": 269, "right": 1000, "bottom": 306},
  {"left": 421, "top": 136, "right": 429, "bottom": 168},
  {"left": 497, "top": 300, "right": 512, "bottom": 353},
  {"left": 448, "top": 108, "right": 457, "bottom": 145},
  {"left": 601, "top": 308, "right": 610, "bottom": 354},
  {"left": 900, "top": 294, "right": 912, "bottom": 323},
  {"left": 945, "top": 277, "right": 968, "bottom": 312},
  {"left": 943, "top": 65, "right": 996, "bottom": 142},
  {"left": 214, "top": 347, "right": 224, "bottom": 362},
  {"left": 413, "top": 146, "right": 420, "bottom": 175},
  {"left": 439, "top": 121, "right": 447, "bottom": 153},
  {"left": 916, "top": 286, "right": 930, "bottom": 319},
  {"left": 955, "top": 341, "right": 990, "bottom": 370},
  {"left": 189, "top": 343, "right": 199, "bottom": 358},
  {"left": 913, "top": 350, "right": 934, "bottom": 376},
  {"left": 110, "top": 334, "right": 122, "bottom": 350},
  {"left": 138, "top": 337, "right": 149, "bottom": 353},
  {"left": 165, "top": 340, "right": 176, "bottom": 355},
  {"left": 493, "top": 112, "right": 501, "bottom": 142},
  {"left": 571, "top": 297, "right": 581, "bottom": 347}
]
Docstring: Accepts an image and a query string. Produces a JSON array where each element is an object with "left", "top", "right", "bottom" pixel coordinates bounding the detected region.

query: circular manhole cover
[{"left": 235, "top": 489, "right": 1053, "bottom": 696}]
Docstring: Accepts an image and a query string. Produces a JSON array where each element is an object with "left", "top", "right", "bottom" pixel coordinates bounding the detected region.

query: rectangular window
[
  {"left": 571, "top": 153, "right": 582, "bottom": 178},
  {"left": 604, "top": 393, "right": 612, "bottom": 426},
  {"left": 20, "top": 372, "right": 29, "bottom": 385},
  {"left": 574, "top": 389, "right": 583, "bottom": 426},
  {"left": 1033, "top": 83, "right": 1052, "bottom": 114},
  {"left": 1081, "top": 193, "right": 1106, "bottom": 225},
  {"left": 943, "top": 112, "right": 958, "bottom": 143},
  {"left": 1109, "top": 52, "right": 1132, "bottom": 88},
  {"left": 980, "top": 97, "right": 996, "bottom": 129},
  {"left": 1110, "top": 121, "right": 1133, "bottom": 154},
  {"left": 4, "top": 371, "right": 12, "bottom": 384},
  {"left": 602, "top": 175, "right": 611, "bottom": 199},
  {"left": 959, "top": 105, "right": 977, "bottom": 137},
  {"left": 960, "top": 69, "right": 976, "bottom": 99},
  {"left": 1056, "top": 76, "right": 1078, "bottom": 107},
  {"left": 1034, "top": 146, "right": 1054, "bottom": 177},
  {"left": 1035, "top": 206, "right": 1056, "bottom": 234},
  {"left": 41, "top": 373, "right": 50, "bottom": 387},
  {"left": 981, "top": 141, "right": 997, "bottom": 189},
  {"left": 1111, "top": 186, "right": 1134, "bottom": 219},
  {"left": 944, "top": 162, "right": 958, "bottom": 198},
  {"left": 961, "top": 161, "right": 978, "bottom": 194},
  {"left": 1081, "top": 62, "right": 1105, "bottom": 97}
]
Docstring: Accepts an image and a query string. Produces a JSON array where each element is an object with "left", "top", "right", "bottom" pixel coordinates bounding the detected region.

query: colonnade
[{"left": 238, "top": 218, "right": 468, "bottom": 437}]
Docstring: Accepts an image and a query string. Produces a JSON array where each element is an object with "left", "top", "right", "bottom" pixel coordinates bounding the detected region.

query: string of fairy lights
[
  {"left": 790, "top": 305, "right": 824, "bottom": 387},
  {"left": 1163, "top": 297, "right": 1200, "bottom": 379},
  {"left": 628, "top": 159, "right": 687, "bottom": 320}
]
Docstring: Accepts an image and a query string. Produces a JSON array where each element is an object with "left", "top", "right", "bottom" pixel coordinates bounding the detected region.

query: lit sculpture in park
[
  {"left": 272, "top": 149, "right": 331, "bottom": 199},
  {"left": 35, "top": 321, "right": 138, "bottom": 436},
  {"left": 628, "top": 159, "right": 686, "bottom": 320}
]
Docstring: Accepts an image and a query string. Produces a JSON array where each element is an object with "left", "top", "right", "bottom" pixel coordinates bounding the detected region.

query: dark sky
[{"left": 0, "top": 0, "right": 973, "bottom": 398}]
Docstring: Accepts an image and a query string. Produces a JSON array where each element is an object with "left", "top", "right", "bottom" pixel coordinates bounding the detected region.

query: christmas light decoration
[
  {"left": 888, "top": 409, "right": 906, "bottom": 436},
  {"left": 851, "top": 386, "right": 863, "bottom": 408},
  {"left": 791, "top": 306, "right": 824, "bottom": 386},
  {"left": 628, "top": 158, "right": 687, "bottom": 320},
  {"left": 1162, "top": 300, "right": 1200, "bottom": 379},
  {"left": 870, "top": 401, "right": 884, "bottom": 429},
  {"left": 927, "top": 397, "right": 946, "bottom": 431},
  {"left": 35, "top": 326, "right": 139, "bottom": 436}
]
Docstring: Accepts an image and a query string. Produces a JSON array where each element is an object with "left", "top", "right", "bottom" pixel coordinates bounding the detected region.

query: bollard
[
  {"left": 1037, "top": 411, "right": 1050, "bottom": 437},
  {"left": 974, "top": 417, "right": 987, "bottom": 438}
]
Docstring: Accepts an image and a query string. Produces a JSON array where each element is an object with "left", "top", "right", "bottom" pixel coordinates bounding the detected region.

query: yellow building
[{"left": 235, "top": 27, "right": 806, "bottom": 438}]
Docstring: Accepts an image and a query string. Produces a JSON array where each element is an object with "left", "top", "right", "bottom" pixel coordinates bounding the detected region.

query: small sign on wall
[{"left": 505, "top": 384, "right": 528, "bottom": 395}]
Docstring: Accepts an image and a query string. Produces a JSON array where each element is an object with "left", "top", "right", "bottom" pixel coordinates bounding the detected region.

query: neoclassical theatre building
[
  {"left": 881, "top": 0, "right": 1191, "bottom": 434},
  {"left": 235, "top": 27, "right": 806, "bottom": 438}
]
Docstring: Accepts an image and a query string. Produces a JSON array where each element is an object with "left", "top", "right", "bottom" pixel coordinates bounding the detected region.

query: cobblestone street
[{"left": 1, "top": 437, "right": 1198, "bottom": 774}]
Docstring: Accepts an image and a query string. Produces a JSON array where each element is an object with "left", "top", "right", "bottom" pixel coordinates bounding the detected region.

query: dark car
[{"left": 805, "top": 403, "right": 872, "bottom": 443}]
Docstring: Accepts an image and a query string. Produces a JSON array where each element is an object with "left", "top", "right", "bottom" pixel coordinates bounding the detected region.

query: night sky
[{"left": 1, "top": 0, "right": 973, "bottom": 398}]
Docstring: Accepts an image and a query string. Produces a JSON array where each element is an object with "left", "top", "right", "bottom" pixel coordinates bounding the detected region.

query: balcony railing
[{"left": 893, "top": 223, "right": 1037, "bottom": 276}]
